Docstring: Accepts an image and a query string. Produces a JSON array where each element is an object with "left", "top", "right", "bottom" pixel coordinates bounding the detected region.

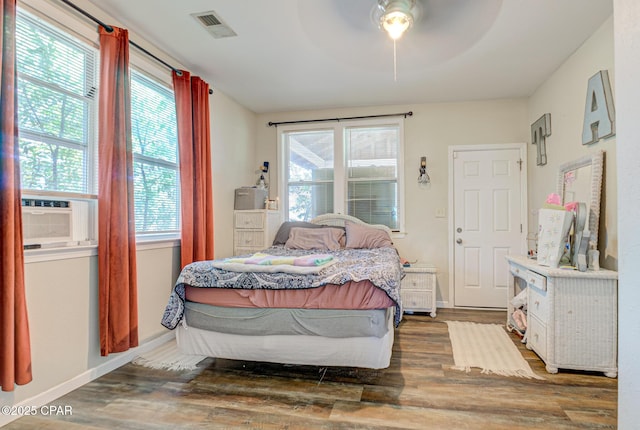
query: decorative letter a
[{"left": 582, "top": 70, "right": 615, "bottom": 145}]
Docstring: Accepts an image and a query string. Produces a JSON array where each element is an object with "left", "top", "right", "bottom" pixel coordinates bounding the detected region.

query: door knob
[{"left": 456, "top": 238, "right": 462, "bottom": 244}]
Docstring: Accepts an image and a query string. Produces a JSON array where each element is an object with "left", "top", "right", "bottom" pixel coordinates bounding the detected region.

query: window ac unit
[{"left": 21, "top": 199, "right": 89, "bottom": 247}]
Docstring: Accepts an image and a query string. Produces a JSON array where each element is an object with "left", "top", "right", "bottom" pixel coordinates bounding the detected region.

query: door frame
[{"left": 447, "top": 143, "right": 528, "bottom": 308}]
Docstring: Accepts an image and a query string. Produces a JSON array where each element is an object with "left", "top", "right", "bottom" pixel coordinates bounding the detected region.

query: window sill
[
  {"left": 136, "top": 237, "right": 181, "bottom": 251},
  {"left": 24, "top": 238, "right": 180, "bottom": 264},
  {"left": 24, "top": 243, "right": 98, "bottom": 264},
  {"left": 391, "top": 231, "right": 407, "bottom": 239}
]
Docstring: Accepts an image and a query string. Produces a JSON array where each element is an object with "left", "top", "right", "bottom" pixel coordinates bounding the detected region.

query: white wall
[
  {"left": 613, "top": 1, "right": 640, "bottom": 427},
  {"left": 527, "top": 17, "right": 617, "bottom": 270},
  {"left": 210, "top": 90, "right": 258, "bottom": 258},
  {"left": 256, "top": 100, "right": 529, "bottom": 305}
]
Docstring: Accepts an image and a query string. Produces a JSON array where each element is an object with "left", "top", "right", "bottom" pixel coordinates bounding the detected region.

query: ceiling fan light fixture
[{"left": 378, "top": 0, "right": 415, "bottom": 40}]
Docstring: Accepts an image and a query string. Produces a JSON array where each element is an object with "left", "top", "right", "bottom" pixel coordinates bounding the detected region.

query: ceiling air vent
[{"left": 191, "top": 10, "right": 237, "bottom": 39}]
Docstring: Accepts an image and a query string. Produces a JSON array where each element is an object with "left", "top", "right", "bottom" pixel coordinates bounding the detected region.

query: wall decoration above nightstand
[
  {"left": 531, "top": 113, "right": 551, "bottom": 166},
  {"left": 582, "top": 70, "right": 615, "bottom": 145}
]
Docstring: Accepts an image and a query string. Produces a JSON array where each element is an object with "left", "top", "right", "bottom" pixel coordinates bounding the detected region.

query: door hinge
[
  {"left": 520, "top": 224, "right": 523, "bottom": 233},
  {"left": 517, "top": 158, "right": 523, "bottom": 171}
]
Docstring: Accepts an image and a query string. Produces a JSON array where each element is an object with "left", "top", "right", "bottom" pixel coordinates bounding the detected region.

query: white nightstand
[{"left": 401, "top": 263, "right": 437, "bottom": 317}]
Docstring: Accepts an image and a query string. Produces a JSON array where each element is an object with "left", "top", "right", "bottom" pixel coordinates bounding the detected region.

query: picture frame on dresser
[{"left": 557, "top": 150, "right": 604, "bottom": 249}]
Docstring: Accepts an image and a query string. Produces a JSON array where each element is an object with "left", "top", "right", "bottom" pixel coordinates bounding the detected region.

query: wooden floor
[{"left": 5, "top": 309, "right": 617, "bottom": 429}]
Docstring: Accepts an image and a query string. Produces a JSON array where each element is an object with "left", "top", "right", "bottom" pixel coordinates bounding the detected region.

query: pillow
[
  {"left": 284, "top": 227, "right": 345, "bottom": 250},
  {"left": 272, "top": 221, "right": 324, "bottom": 245},
  {"left": 345, "top": 221, "right": 393, "bottom": 249}
]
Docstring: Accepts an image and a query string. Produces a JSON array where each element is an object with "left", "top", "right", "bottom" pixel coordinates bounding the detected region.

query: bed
[{"left": 161, "top": 213, "right": 403, "bottom": 369}]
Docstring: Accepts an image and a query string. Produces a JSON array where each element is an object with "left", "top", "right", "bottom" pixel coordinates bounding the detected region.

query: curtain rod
[
  {"left": 267, "top": 111, "right": 413, "bottom": 127},
  {"left": 58, "top": 0, "right": 213, "bottom": 94}
]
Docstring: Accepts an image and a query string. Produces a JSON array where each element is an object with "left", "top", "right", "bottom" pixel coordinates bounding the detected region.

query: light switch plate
[{"left": 435, "top": 208, "right": 446, "bottom": 218}]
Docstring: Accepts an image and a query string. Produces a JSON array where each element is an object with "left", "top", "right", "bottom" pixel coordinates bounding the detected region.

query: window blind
[{"left": 130, "top": 70, "right": 180, "bottom": 234}]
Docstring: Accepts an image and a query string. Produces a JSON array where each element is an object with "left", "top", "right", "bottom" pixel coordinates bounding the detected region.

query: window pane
[
  {"left": 347, "top": 180, "right": 397, "bottom": 229},
  {"left": 19, "top": 136, "right": 85, "bottom": 192},
  {"left": 16, "top": 14, "right": 92, "bottom": 97},
  {"left": 285, "top": 130, "right": 334, "bottom": 221},
  {"left": 131, "top": 73, "right": 178, "bottom": 164},
  {"left": 16, "top": 11, "right": 95, "bottom": 194},
  {"left": 287, "top": 130, "right": 334, "bottom": 182},
  {"left": 288, "top": 184, "right": 333, "bottom": 222},
  {"left": 346, "top": 126, "right": 398, "bottom": 179},
  {"left": 133, "top": 162, "right": 179, "bottom": 232},
  {"left": 131, "top": 70, "right": 179, "bottom": 234},
  {"left": 17, "top": 80, "right": 87, "bottom": 143},
  {"left": 345, "top": 125, "right": 400, "bottom": 229}
]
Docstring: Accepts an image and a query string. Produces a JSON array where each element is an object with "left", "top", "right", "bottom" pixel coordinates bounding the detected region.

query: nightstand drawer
[
  {"left": 402, "top": 290, "right": 434, "bottom": 310},
  {"left": 402, "top": 272, "right": 433, "bottom": 291}
]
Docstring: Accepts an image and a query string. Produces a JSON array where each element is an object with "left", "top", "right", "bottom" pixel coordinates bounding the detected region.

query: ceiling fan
[{"left": 296, "top": 0, "right": 502, "bottom": 77}]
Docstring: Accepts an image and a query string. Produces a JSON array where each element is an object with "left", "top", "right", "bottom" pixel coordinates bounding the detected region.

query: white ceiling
[{"left": 86, "top": 0, "right": 613, "bottom": 114}]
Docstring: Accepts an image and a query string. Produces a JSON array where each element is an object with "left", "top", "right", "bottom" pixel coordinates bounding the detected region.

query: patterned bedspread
[{"left": 161, "top": 245, "right": 404, "bottom": 330}]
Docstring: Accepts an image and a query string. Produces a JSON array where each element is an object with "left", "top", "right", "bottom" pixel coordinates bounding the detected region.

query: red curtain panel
[
  {"left": 0, "top": 0, "right": 32, "bottom": 391},
  {"left": 173, "top": 71, "right": 214, "bottom": 268},
  {"left": 98, "top": 26, "right": 138, "bottom": 356}
]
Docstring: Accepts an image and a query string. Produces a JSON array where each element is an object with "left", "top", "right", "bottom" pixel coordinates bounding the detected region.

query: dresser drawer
[
  {"left": 234, "top": 246, "right": 260, "bottom": 256},
  {"left": 528, "top": 284, "right": 549, "bottom": 321},
  {"left": 509, "top": 263, "right": 526, "bottom": 279},
  {"left": 525, "top": 270, "right": 547, "bottom": 291},
  {"left": 234, "top": 230, "right": 266, "bottom": 248},
  {"left": 234, "top": 211, "right": 265, "bottom": 229},
  {"left": 528, "top": 314, "right": 548, "bottom": 360}
]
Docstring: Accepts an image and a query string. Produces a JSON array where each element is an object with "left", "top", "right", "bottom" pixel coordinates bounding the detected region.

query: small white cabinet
[
  {"left": 233, "top": 210, "right": 281, "bottom": 255},
  {"left": 506, "top": 255, "right": 618, "bottom": 377},
  {"left": 401, "top": 263, "right": 437, "bottom": 317}
]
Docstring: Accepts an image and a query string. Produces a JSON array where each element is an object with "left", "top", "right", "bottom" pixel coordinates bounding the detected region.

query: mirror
[{"left": 556, "top": 150, "right": 604, "bottom": 249}]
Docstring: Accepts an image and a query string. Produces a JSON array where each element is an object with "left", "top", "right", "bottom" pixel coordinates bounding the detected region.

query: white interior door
[{"left": 452, "top": 146, "right": 525, "bottom": 308}]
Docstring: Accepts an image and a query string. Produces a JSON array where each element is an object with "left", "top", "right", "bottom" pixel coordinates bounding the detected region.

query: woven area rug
[
  {"left": 132, "top": 339, "right": 207, "bottom": 371},
  {"left": 445, "top": 321, "right": 542, "bottom": 379}
]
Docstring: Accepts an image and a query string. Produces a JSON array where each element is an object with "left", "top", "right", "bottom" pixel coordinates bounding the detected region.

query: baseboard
[{"left": 0, "top": 331, "right": 175, "bottom": 427}]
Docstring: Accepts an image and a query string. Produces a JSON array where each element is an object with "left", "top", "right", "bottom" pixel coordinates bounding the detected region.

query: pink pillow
[
  {"left": 285, "top": 227, "right": 345, "bottom": 250},
  {"left": 345, "top": 221, "right": 393, "bottom": 249}
]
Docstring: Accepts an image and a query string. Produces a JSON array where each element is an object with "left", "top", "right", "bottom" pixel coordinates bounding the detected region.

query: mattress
[{"left": 184, "top": 301, "right": 391, "bottom": 338}]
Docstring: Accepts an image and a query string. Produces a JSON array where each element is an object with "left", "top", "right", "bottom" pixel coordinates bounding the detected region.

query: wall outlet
[{"left": 435, "top": 208, "right": 446, "bottom": 218}]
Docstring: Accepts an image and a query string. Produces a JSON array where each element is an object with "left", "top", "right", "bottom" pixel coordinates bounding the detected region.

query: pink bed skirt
[{"left": 185, "top": 280, "right": 394, "bottom": 310}]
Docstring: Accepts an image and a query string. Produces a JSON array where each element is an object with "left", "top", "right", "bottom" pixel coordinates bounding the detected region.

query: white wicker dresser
[
  {"left": 233, "top": 210, "right": 281, "bottom": 255},
  {"left": 506, "top": 255, "right": 618, "bottom": 378}
]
